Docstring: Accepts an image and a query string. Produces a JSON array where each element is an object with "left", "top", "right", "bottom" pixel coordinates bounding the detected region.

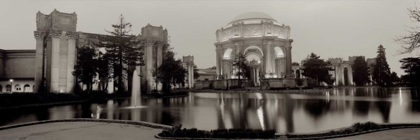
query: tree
[
  {"left": 395, "top": 6, "right": 420, "bottom": 54},
  {"left": 352, "top": 56, "right": 371, "bottom": 86},
  {"left": 400, "top": 57, "right": 420, "bottom": 87},
  {"left": 73, "top": 45, "right": 98, "bottom": 93},
  {"left": 390, "top": 72, "right": 400, "bottom": 86},
  {"left": 95, "top": 15, "right": 143, "bottom": 94},
  {"left": 156, "top": 50, "right": 187, "bottom": 93},
  {"left": 193, "top": 65, "right": 200, "bottom": 79},
  {"left": 232, "top": 53, "right": 250, "bottom": 87},
  {"left": 97, "top": 52, "right": 109, "bottom": 92},
  {"left": 302, "top": 53, "right": 334, "bottom": 86},
  {"left": 373, "top": 45, "right": 391, "bottom": 86}
]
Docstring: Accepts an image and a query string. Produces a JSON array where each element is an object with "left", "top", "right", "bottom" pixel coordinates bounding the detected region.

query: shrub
[{"left": 157, "top": 125, "right": 276, "bottom": 139}]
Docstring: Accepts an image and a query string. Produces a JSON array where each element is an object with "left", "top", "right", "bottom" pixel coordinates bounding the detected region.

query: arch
[
  {"left": 223, "top": 48, "right": 233, "bottom": 59},
  {"left": 6, "top": 85, "right": 11, "bottom": 92},
  {"left": 15, "top": 84, "right": 21, "bottom": 92},
  {"left": 296, "top": 69, "right": 301, "bottom": 79},
  {"left": 243, "top": 46, "right": 264, "bottom": 57},
  {"left": 274, "top": 46, "right": 285, "bottom": 58},
  {"left": 344, "top": 67, "right": 349, "bottom": 86},
  {"left": 24, "top": 84, "right": 31, "bottom": 92}
]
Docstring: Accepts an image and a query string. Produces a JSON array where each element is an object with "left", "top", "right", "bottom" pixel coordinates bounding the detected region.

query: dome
[{"left": 227, "top": 12, "right": 278, "bottom": 27}]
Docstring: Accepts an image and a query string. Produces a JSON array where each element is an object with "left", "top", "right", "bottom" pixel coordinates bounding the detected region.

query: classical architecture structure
[
  {"left": 182, "top": 56, "right": 195, "bottom": 89},
  {"left": 290, "top": 56, "right": 376, "bottom": 86},
  {"left": 0, "top": 9, "right": 171, "bottom": 94},
  {"left": 214, "top": 12, "right": 294, "bottom": 86},
  {"left": 0, "top": 50, "right": 36, "bottom": 92}
]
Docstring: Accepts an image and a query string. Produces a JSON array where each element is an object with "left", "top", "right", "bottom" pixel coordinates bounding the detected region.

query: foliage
[
  {"left": 94, "top": 15, "right": 143, "bottom": 93},
  {"left": 373, "top": 45, "right": 391, "bottom": 86},
  {"left": 193, "top": 65, "right": 199, "bottom": 79},
  {"left": 156, "top": 50, "right": 187, "bottom": 93},
  {"left": 352, "top": 56, "right": 371, "bottom": 86},
  {"left": 302, "top": 53, "right": 334, "bottom": 86},
  {"left": 400, "top": 57, "right": 420, "bottom": 87},
  {"left": 232, "top": 53, "right": 250, "bottom": 80},
  {"left": 73, "top": 45, "right": 98, "bottom": 93},
  {"left": 292, "top": 62, "right": 300, "bottom": 66},
  {"left": 395, "top": 6, "right": 420, "bottom": 54},
  {"left": 390, "top": 72, "right": 400, "bottom": 85},
  {"left": 158, "top": 124, "right": 276, "bottom": 139}
]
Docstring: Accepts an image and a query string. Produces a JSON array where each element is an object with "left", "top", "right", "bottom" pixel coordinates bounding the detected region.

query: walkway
[
  {"left": 334, "top": 128, "right": 420, "bottom": 140},
  {"left": 0, "top": 121, "right": 164, "bottom": 140}
]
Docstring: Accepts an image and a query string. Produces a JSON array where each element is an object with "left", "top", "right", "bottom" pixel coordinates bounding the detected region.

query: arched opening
[
  {"left": 296, "top": 69, "right": 301, "bottom": 79},
  {"left": 344, "top": 67, "right": 349, "bottom": 86},
  {"left": 223, "top": 48, "right": 233, "bottom": 59},
  {"left": 274, "top": 47, "right": 284, "bottom": 58},
  {"left": 6, "top": 85, "right": 11, "bottom": 92},
  {"left": 244, "top": 48, "right": 263, "bottom": 86},
  {"left": 15, "top": 84, "right": 21, "bottom": 92},
  {"left": 24, "top": 84, "right": 31, "bottom": 92},
  {"left": 244, "top": 46, "right": 264, "bottom": 57}
]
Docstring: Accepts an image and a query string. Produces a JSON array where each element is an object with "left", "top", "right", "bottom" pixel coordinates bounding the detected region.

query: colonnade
[{"left": 34, "top": 30, "right": 77, "bottom": 93}]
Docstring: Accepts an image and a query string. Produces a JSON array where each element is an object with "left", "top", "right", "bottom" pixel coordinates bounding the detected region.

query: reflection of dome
[{"left": 227, "top": 12, "right": 279, "bottom": 27}]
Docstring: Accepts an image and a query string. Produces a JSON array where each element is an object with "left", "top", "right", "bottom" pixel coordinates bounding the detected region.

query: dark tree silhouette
[
  {"left": 302, "top": 53, "right": 334, "bottom": 86},
  {"left": 95, "top": 15, "right": 143, "bottom": 93},
  {"left": 232, "top": 53, "right": 250, "bottom": 87},
  {"left": 73, "top": 45, "right": 98, "bottom": 93},
  {"left": 400, "top": 57, "right": 420, "bottom": 87},
  {"left": 373, "top": 45, "right": 391, "bottom": 87},
  {"left": 156, "top": 50, "right": 187, "bottom": 93},
  {"left": 352, "top": 56, "right": 371, "bottom": 86}
]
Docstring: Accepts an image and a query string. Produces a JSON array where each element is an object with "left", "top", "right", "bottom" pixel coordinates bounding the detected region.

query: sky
[{"left": 1, "top": 0, "right": 419, "bottom": 76}]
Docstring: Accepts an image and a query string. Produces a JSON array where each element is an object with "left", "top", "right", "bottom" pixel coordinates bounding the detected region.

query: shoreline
[{"left": 2, "top": 119, "right": 420, "bottom": 139}]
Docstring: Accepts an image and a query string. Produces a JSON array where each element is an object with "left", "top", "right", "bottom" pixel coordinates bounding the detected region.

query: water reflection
[{"left": 1, "top": 87, "right": 420, "bottom": 133}]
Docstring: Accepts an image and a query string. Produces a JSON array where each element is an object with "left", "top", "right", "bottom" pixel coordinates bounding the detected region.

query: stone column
[
  {"left": 50, "top": 30, "right": 62, "bottom": 93},
  {"left": 216, "top": 47, "right": 220, "bottom": 77},
  {"left": 157, "top": 44, "right": 162, "bottom": 67},
  {"left": 34, "top": 31, "right": 45, "bottom": 93},
  {"left": 285, "top": 41, "right": 293, "bottom": 78},
  {"left": 265, "top": 42, "right": 271, "bottom": 74},
  {"left": 66, "top": 32, "right": 78, "bottom": 93},
  {"left": 145, "top": 40, "right": 153, "bottom": 91}
]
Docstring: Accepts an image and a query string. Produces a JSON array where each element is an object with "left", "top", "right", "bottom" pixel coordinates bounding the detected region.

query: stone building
[
  {"left": 0, "top": 50, "right": 36, "bottom": 93},
  {"left": 0, "top": 9, "right": 170, "bottom": 94},
  {"left": 182, "top": 56, "right": 195, "bottom": 89},
  {"left": 214, "top": 12, "right": 295, "bottom": 86}
]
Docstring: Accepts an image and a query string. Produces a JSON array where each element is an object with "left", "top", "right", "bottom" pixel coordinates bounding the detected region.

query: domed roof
[
  {"left": 226, "top": 12, "right": 278, "bottom": 27},
  {"left": 231, "top": 12, "right": 275, "bottom": 22}
]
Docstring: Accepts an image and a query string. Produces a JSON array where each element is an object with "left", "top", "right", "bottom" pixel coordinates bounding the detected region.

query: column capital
[
  {"left": 49, "top": 30, "right": 63, "bottom": 38},
  {"left": 34, "top": 31, "right": 46, "bottom": 40},
  {"left": 66, "top": 31, "right": 79, "bottom": 40}
]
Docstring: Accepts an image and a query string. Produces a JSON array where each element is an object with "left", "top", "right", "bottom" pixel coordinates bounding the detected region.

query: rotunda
[{"left": 214, "top": 12, "right": 294, "bottom": 86}]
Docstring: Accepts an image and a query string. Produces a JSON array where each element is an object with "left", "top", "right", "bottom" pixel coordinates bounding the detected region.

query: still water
[{"left": 1, "top": 87, "right": 419, "bottom": 133}]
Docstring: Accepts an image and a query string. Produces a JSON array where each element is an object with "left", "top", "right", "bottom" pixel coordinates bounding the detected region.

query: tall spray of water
[{"left": 131, "top": 70, "right": 141, "bottom": 107}]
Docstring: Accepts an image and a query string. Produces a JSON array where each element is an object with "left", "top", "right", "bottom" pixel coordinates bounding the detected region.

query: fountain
[{"left": 124, "top": 70, "right": 147, "bottom": 109}]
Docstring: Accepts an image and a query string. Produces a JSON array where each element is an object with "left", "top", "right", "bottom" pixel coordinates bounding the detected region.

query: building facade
[
  {"left": 215, "top": 12, "right": 295, "bottom": 86},
  {"left": 0, "top": 9, "right": 170, "bottom": 94}
]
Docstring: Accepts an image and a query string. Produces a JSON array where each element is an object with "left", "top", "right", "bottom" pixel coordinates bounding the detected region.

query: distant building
[
  {"left": 196, "top": 68, "right": 216, "bottom": 81},
  {"left": 0, "top": 50, "right": 36, "bottom": 93}
]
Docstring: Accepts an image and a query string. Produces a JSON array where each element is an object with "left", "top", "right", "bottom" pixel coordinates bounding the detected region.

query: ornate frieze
[
  {"left": 65, "top": 31, "right": 79, "bottom": 40},
  {"left": 49, "top": 30, "right": 63, "bottom": 38},
  {"left": 34, "top": 31, "right": 46, "bottom": 40}
]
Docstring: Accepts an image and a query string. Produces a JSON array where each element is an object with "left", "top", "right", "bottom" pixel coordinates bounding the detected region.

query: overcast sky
[{"left": 1, "top": 0, "right": 419, "bottom": 75}]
